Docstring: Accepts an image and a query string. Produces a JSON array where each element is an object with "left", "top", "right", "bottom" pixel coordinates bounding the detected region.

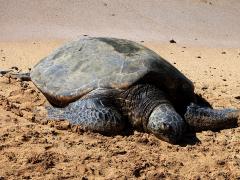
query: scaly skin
[{"left": 185, "top": 103, "right": 240, "bottom": 131}]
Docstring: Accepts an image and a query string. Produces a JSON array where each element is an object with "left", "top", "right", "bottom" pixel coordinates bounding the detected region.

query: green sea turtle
[{"left": 2, "top": 37, "right": 239, "bottom": 143}]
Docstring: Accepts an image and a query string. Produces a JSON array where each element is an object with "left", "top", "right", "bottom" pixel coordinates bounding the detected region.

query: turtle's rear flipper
[
  {"left": 47, "top": 93, "right": 126, "bottom": 134},
  {"left": 0, "top": 70, "right": 12, "bottom": 75},
  {"left": 11, "top": 72, "right": 31, "bottom": 81},
  {"left": 184, "top": 103, "right": 240, "bottom": 131},
  {"left": 0, "top": 69, "right": 31, "bottom": 81}
]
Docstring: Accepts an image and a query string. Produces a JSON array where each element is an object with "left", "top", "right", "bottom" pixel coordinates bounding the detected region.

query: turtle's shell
[{"left": 31, "top": 37, "right": 194, "bottom": 107}]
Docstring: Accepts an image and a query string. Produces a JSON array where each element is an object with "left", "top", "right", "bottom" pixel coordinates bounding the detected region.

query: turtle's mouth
[
  {"left": 150, "top": 123, "right": 181, "bottom": 144},
  {"left": 154, "top": 132, "right": 179, "bottom": 144}
]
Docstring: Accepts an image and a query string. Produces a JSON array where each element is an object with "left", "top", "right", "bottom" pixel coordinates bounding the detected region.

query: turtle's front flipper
[
  {"left": 47, "top": 89, "right": 125, "bottom": 134},
  {"left": 185, "top": 103, "right": 240, "bottom": 131}
]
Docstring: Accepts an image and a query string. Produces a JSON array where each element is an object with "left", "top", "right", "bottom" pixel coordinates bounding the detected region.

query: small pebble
[
  {"left": 234, "top": 96, "right": 240, "bottom": 100},
  {"left": 201, "top": 85, "right": 208, "bottom": 90},
  {"left": 169, "top": 39, "right": 176, "bottom": 43},
  {"left": 216, "top": 160, "right": 225, "bottom": 166},
  {"left": 11, "top": 66, "right": 19, "bottom": 71}
]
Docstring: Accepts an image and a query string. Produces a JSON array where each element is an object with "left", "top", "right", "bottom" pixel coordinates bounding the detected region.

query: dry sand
[{"left": 1, "top": 0, "right": 240, "bottom": 179}]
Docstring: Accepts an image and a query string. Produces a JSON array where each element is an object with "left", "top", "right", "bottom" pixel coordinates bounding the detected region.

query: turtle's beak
[{"left": 153, "top": 123, "right": 179, "bottom": 144}]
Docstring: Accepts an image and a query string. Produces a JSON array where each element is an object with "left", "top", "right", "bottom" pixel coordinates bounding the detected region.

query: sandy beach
[{"left": 0, "top": 0, "right": 240, "bottom": 179}]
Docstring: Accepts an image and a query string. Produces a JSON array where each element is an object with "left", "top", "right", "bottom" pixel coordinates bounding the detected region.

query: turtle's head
[{"left": 147, "top": 104, "right": 186, "bottom": 144}]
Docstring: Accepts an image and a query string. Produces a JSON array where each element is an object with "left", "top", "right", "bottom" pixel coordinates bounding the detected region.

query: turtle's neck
[{"left": 117, "top": 84, "right": 170, "bottom": 130}]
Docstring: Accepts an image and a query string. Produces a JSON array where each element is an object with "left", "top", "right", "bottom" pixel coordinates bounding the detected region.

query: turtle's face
[
  {"left": 152, "top": 123, "right": 178, "bottom": 144},
  {"left": 147, "top": 104, "right": 185, "bottom": 144},
  {"left": 148, "top": 121, "right": 181, "bottom": 144}
]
